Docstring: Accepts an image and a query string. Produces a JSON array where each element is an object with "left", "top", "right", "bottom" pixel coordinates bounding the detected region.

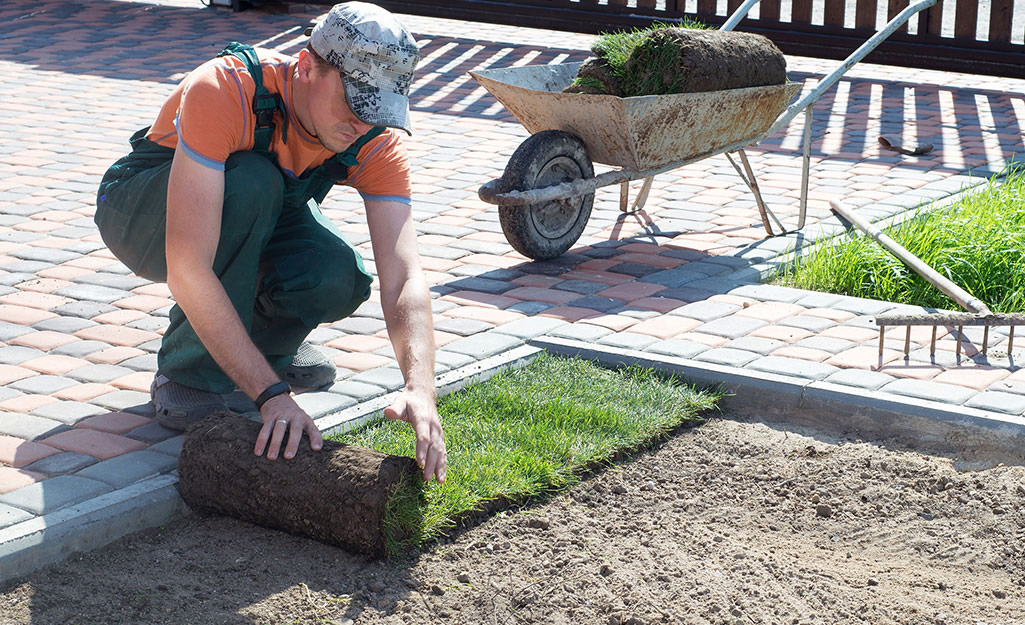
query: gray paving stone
[
  {"left": 725, "top": 336, "right": 786, "bottom": 355},
  {"left": 638, "top": 267, "right": 704, "bottom": 288},
  {"left": 73, "top": 272, "right": 150, "bottom": 291},
  {"left": 328, "top": 379, "right": 387, "bottom": 401},
  {"left": 430, "top": 299, "right": 458, "bottom": 314},
  {"left": 548, "top": 323, "right": 614, "bottom": 342},
  {"left": 0, "top": 321, "right": 34, "bottom": 341},
  {"left": 794, "top": 292, "right": 844, "bottom": 308},
  {"left": 52, "top": 339, "right": 113, "bottom": 358},
  {"left": 74, "top": 451, "right": 178, "bottom": 489},
  {"left": 794, "top": 336, "right": 857, "bottom": 354},
  {"left": 2, "top": 261, "right": 53, "bottom": 274},
  {"left": 434, "top": 318, "right": 493, "bottom": 337},
  {"left": 507, "top": 301, "right": 554, "bottom": 315},
  {"left": 491, "top": 316, "right": 568, "bottom": 340},
  {"left": 148, "top": 435, "right": 185, "bottom": 457},
  {"left": 434, "top": 350, "right": 475, "bottom": 371},
  {"left": 0, "top": 502, "right": 33, "bottom": 530},
  {"left": 778, "top": 315, "right": 838, "bottom": 333},
  {"left": 693, "top": 348, "right": 761, "bottom": 368},
  {"left": 829, "top": 297, "right": 896, "bottom": 316},
  {"left": 30, "top": 401, "right": 108, "bottom": 425},
  {"left": 0, "top": 475, "right": 113, "bottom": 515},
  {"left": 609, "top": 307, "right": 659, "bottom": 320},
  {"left": 91, "top": 390, "right": 152, "bottom": 412},
  {"left": 747, "top": 356, "right": 839, "bottom": 381},
  {"left": 137, "top": 339, "right": 164, "bottom": 353},
  {"left": 643, "top": 339, "right": 709, "bottom": 360},
  {"left": 118, "top": 354, "right": 159, "bottom": 371},
  {"left": 295, "top": 391, "right": 358, "bottom": 417},
  {"left": 695, "top": 316, "right": 768, "bottom": 339},
  {"left": 305, "top": 327, "right": 345, "bottom": 345},
  {"left": 671, "top": 300, "right": 741, "bottom": 322},
  {"left": 596, "top": 332, "right": 660, "bottom": 351},
  {"left": 444, "top": 331, "right": 523, "bottom": 359},
  {"left": 51, "top": 301, "right": 118, "bottom": 319},
  {"left": 54, "top": 284, "right": 133, "bottom": 304},
  {"left": 124, "top": 422, "right": 180, "bottom": 444},
  {"left": 608, "top": 263, "right": 661, "bottom": 278},
  {"left": 685, "top": 277, "right": 737, "bottom": 294},
  {"left": 31, "top": 316, "right": 97, "bottom": 333},
  {"left": 0, "top": 412, "right": 70, "bottom": 441},
  {"left": 844, "top": 315, "right": 883, "bottom": 330},
  {"left": 0, "top": 272, "right": 38, "bottom": 286},
  {"left": 22, "top": 452, "right": 99, "bottom": 477},
  {"left": 8, "top": 247, "right": 81, "bottom": 264},
  {"left": 9, "top": 375, "right": 79, "bottom": 395},
  {"left": 65, "top": 364, "right": 135, "bottom": 384},
  {"left": 823, "top": 369, "right": 897, "bottom": 391},
  {"left": 416, "top": 243, "right": 472, "bottom": 260},
  {"left": 126, "top": 317, "right": 170, "bottom": 333},
  {"left": 0, "top": 345, "right": 46, "bottom": 365},
  {"left": 567, "top": 296, "right": 623, "bottom": 313},
  {"left": 878, "top": 379, "right": 976, "bottom": 405},
  {"left": 348, "top": 367, "right": 406, "bottom": 391},
  {"left": 445, "top": 276, "right": 516, "bottom": 294},
  {"left": 729, "top": 284, "right": 805, "bottom": 303},
  {"left": 428, "top": 285, "right": 457, "bottom": 297},
  {"left": 553, "top": 280, "right": 608, "bottom": 295},
  {"left": 351, "top": 301, "right": 386, "bottom": 320},
  {"left": 964, "top": 391, "right": 1025, "bottom": 416},
  {"left": 987, "top": 379, "right": 1025, "bottom": 396}
]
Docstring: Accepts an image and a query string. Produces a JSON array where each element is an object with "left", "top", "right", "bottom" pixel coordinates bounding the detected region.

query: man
[{"left": 94, "top": 2, "right": 446, "bottom": 482}]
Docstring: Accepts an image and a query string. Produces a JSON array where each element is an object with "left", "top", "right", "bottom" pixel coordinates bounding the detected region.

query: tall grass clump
[
  {"left": 778, "top": 169, "right": 1025, "bottom": 312},
  {"left": 334, "top": 353, "right": 718, "bottom": 556}
]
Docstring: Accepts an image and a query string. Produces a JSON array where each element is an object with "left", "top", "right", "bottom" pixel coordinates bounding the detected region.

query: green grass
[
  {"left": 777, "top": 168, "right": 1025, "bottom": 312},
  {"left": 333, "top": 353, "right": 718, "bottom": 556}
]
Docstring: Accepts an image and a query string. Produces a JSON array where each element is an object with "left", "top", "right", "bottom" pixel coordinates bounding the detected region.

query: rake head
[{"left": 875, "top": 312, "right": 1025, "bottom": 360}]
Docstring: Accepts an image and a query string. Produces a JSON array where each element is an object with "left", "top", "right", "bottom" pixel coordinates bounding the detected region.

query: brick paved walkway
[{"left": 1, "top": 0, "right": 1024, "bottom": 579}]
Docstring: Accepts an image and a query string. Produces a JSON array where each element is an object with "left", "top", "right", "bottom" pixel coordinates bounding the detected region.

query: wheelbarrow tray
[{"left": 470, "top": 62, "right": 801, "bottom": 171}]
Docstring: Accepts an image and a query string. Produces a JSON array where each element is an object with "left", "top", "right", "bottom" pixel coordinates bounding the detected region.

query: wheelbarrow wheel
[{"left": 499, "top": 130, "right": 594, "bottom": 261}]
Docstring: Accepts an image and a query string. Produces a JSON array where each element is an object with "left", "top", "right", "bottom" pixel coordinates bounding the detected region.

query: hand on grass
[
  {"left": 385, "top": 390, "right": 446, "bottom": 483},
  {"left": 254, "top": 393, "right": 324, "bottom": 461}
]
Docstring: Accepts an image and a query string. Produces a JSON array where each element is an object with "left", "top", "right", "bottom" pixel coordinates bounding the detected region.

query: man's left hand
[{"left": 384, "top": 389, "right": 446, "bottom": 483}]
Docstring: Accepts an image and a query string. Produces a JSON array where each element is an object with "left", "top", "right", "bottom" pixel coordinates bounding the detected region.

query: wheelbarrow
[{"left": 470, "top": 0, "right": 942, "bottom": 261}]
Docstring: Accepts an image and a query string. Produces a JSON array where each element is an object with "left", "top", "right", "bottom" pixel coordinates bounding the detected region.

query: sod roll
[
  {"left": 623, "top": 28, "right": 786, "bottom": 96},
  {"left": 178, "top": 412, "right": 423, "bottom": 556}
]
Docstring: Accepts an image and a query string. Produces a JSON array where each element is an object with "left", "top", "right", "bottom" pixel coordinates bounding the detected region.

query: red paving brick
[
  {"left": 597, "top": 282, "right": 667, "bottom": 301},
  {"left": 826, "top": 346, "right": 904, "bottom": 370},
  {"left": 110, "top": 371, "right": 157, "bottom": 393},
  {"left": 333, "top": 352, "right": 395, "bottom": 372},
  {"left": 932, "top": 366, "right": 1012, "bottom": 390},
  {"left": 326, "top": 334, "right": 391, "bottom": 353},
  {"left": 0, "top": 435, "right": 58, "bottom": 468},
  {"left": 748, "top": 325, "right": 815, "bottom": 343},
  {"left": 77, "top": 411, "right": 154, "bottom": 435},
  {"left": 0, "top": 364, "right": 38, "bottom": 385},
  {"left": 0, "top": 467, "right": 47, "bottom": 494},
  {"left": 0, "top": 304, "right": 58, "bottom": 325},
  {"left": 770, "top": 346, "right": 833, "bottom": 362},
  {"left": 84, "top": 346, "right": 148, "bottom": 365},
  {"left": 74, "top": 325, "right": 160, "bottom": 347},
  {"left": 538, "top": 307, "right": 601, "bottom": 323},
  {"left": 21, "top": 355, "right": 92, "bottom": 375},
  {"left": 441, "top": 307, "right": 525, "bottom": 325},
  {"left": 628, "top": 316, "right": 701, "bottom": 339},
  {"left": 0, "top": 394, "right": 59, "bottom": 413},
  {"left": 43, "top": 428, "right": 148, "bottom": 460},
  {"left": 735, "top": 302, "right": 807, "bottom": 323},
  {"left": 675, "top": 332, "right": 730, "bottom": 348},
  {"left": 441, "top": 290, "right": 520, "bottom": 309},
  {"left": 503, "top": 287, "right": 579, "bottom": 306},
  {"left": 578, "top": 314, "right": 638, "bottom": 332},
  {"left": 53, "top": 383, "right": 120, "bottom": 402}
]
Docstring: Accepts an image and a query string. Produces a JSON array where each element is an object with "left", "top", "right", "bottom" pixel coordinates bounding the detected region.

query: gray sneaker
[
  {"left": 283, "top": 341, "right": 336, "bottom": 389},
  {"left": 151, "top": 374, "right": 229, "bottom": 431}
]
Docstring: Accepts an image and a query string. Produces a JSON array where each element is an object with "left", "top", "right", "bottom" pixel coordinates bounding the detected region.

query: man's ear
[{"left": 296, "top": 48, "right": 314, "bottom": 81}]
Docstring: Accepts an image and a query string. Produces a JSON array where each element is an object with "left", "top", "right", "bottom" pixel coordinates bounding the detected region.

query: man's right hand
[{"left": 253, "top": 393, "right": 324, "bottom": 461}]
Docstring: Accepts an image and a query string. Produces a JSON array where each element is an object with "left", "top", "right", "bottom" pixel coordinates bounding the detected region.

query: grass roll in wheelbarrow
[{"left": 178, "top": 411, "right": 424, "bottom": 557}]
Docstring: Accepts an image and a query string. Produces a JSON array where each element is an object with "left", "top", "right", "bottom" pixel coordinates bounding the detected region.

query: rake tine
[
  {"left": 956, "top": 325, "right": 963, "bottom": 359},
  {"left": 1010, "top": 326, "right": 1016, "bottom": 355},
  {"left": 982, "top": 325, "right": 990, "bottom": 356},
  {"left": 904, "top": 326, "right": 911, "bottom": 357},
  {"left": 878, "top": 326, "right": 885, "bottom": 357},
  {"left": 930, "top": 326, "right": 937, "bottom": 357}
]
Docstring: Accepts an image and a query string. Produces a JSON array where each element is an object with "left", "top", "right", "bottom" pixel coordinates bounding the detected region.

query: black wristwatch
[{"left": 255, "top": 380, "right": 291, "bottom": 409}]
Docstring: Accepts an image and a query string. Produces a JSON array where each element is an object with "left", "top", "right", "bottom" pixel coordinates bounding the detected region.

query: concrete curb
[
  {"left": 0, "top": 474, "right": 184, "bottom": 586},
  {"left": 531, "top": 336, "right": 1025, "bottom": 469}
]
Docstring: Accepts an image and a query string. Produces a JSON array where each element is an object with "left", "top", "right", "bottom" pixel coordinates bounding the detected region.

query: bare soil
[{"left": 2, "top": 413, "right": 1024, "bottom": 625}]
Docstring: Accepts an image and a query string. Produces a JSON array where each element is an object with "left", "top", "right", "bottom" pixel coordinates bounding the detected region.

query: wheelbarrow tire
[{"left": 499, "top": 130, "right": 594, "bottom": 261}]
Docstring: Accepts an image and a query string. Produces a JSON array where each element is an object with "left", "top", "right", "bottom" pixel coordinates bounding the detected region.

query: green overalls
[{"left": 95, "top": 43, "right": 380, "bottom": 393}]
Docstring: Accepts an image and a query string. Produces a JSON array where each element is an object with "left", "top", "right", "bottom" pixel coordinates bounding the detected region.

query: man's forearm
[{"left": 380, "top": 275, "right": 436, "bottom": 395}]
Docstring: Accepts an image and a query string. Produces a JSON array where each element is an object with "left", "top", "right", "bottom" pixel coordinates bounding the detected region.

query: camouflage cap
[{"left": 308, "top": 2, "right": 419, "bottom": 135}]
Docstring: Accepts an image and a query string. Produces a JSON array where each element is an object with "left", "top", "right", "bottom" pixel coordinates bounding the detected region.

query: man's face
[{"left": 303, "top": 55, "right": 373, "bottom": 153}]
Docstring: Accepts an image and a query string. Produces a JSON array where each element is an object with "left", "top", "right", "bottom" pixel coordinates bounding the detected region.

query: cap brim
[{"left": 342, "top": 75, "right": 413, "bottom": 136}]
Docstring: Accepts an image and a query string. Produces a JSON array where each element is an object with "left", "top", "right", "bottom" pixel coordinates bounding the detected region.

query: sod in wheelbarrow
[{"left": 334, "top": 352, "right": 719, "bottom": 556}]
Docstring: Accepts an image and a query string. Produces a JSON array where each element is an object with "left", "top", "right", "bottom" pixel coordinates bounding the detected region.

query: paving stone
[
  {"left": 638, "top": 267, "right": 703, "bottom": 288},
  {"left": 548, "top": 323, "right": 614, "bottom": 342},
  {"left": 607, "top": 263, "right": 662, "bottom": 278},
  {"left": 136, "top": 339, "right": 164, "bottom": 353},
  {"left": 596, "top": 332, "right": 660, "bottom": 351},
  {"left": 566, "top": 296, "right": 623, "bottom": 312},
  {"left": 694, "top": 316, "right": 767, "bottom": 339},
  {"left": 611, "top": 307, "right": 660, "bottom": 321},
  {"left": 434, "top": 350, "right": 475, "bottom": 371},
  {"left": 0, "top": 412, "right": 70, "bottom": 441},
  {"left": 642, "top": 339, "right": 709, "bottom": 360},
  {"left": 671, "top": 301, "right": 741, "bottom": 322},
  {"left": 965, "top": 391, "right": 1025, "bottom": 415},
  {"left": 347, "top": 368, "right": 406, "bottom": 392},
  {"left": 0, "top": 475, "right": 113, "bottom": 515},
  {"left": 90, "top": 390, "right": 152, "bottom": 412},
  {"left": 430, "top": 299, "right": 458, "bottom": 314},
  {"left": 21, "top": 452, "right": 99, "bottom": 477},
  {"left": 351, "top": 302, "right": 386, "bottom": 320},
  {"left": 878, "top": 379, "right": 976, "bottom": 405},
  {"left": 32, "top": 316, "right": 98, "bottom": 333},
  {"left": 148, "top": 435, "right": 185, "bottom": 457},
  {"left": 684, "top": 278, "right": 737, "bottom": 294},
  {"left": 9, "top": 374, "right": 79, "bottom": 395},
  {"left": 0, "top": 502, "right": 33, "bottom": 530},
  {"left": 73, "top": 273, "right": 150, "bottom": 291},
  {"left": 0, "top": 346, "right": 46, "bottom": 365},
  {"left": 693, "top": 348, "right": 761, "bottom": 368},
  {"left": 747, "top": 356, "right": 839, "bottom": 381},
  {"left": 434, "top": 318, "right": 493, "bottom": 337},
  {"left": 0, "top": 273, "right": 38, "bottom": 286},
  {"left": 54, "top": 284, "right": 134, "bottom": 304},
  {"left": 2, "top": 261, "right": 53, "bottom": 274},
  {"left": 66, "top": 364, "right": 136, "bottom": 384},
  {"left": 829, "top": 297, "right": 896, "bottom": 316},
  {"left": 777, "top": 315, "right": 838, "bottom": 333},
  {"left": 725, "top": 336, "right": 786, "bottom": 355},
  {"left": 794, "top": 292, "right": 844, "bottom": 308},
  {"left": 507, "top": 301, "right": 553, "bottom": 315},
  {"left": 0, "top": 322, "right": 34, "bottom": 341},
  {"left": 294, "top": 391, "right": 358, "bottom": 418},
  {"left": 117, "top": 354, "right": 159, "bottom": 371},
  {"left": 823, "top": 369, "right": 896, "bottom": 391},
  {"left": 51, "top": 339, "right": 113, "bottom": 358},
  {"left": 444, "top": 276, "right": 516, "bottom": 294},
  {"left": 328, "top": 379, "right": 387, "bottom": 401},
  {"left": 126, "top": 317, "right": 170, "bottom": 333},
  {"left": 75, "top": 451, "right": 178, "bottom": 489},
  {"left": 444, "top": 331, "right": 523, "bottom": 359},
  {"left": 306, "top": 327, "right": 345, "bottom": 345},
  {"left": 988, "top": 379, "right": 1025, "bottom": 396},
  {"left": 9, "top": 248, "right": 81, "bottom": 264},
  {"left": 728, "top": 284, "right": 805, "bottom": 303},
  {"left": 491, "top": 316, "right": 568, "bottom": 340},
  {"left": 553, "top": 280, "right": 608, "bottom": 296},
  {"left": 124, "top": 422, "right": 180, "bottom": 444},
  {"left": 51, "top": 301, "right": 118, "bottom": 319},
  {"left": 30, "top": 401, "right": 108, "bottom": 425}
]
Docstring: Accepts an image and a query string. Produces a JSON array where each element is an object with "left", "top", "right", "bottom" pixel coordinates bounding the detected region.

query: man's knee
[
  {"left": 264, "top": 239, "right": 372, "bottom": 327},
  {"left": 222, "top": 152, "right": 285, "bottom": 231}
]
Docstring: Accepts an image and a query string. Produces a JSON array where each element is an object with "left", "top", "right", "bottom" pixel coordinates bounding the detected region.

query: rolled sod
[{"left": 178, "top": 412, "right": 424, "bottom": 556}]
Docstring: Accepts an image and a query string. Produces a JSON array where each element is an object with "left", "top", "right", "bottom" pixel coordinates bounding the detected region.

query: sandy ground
[{"left": 1, "top": 412, "right": 1024, "bottom": 625}]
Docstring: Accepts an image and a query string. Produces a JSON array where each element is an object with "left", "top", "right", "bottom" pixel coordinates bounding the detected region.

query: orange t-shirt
[{"left": 146, "top": 49, "right": 411, "bottom": 204}]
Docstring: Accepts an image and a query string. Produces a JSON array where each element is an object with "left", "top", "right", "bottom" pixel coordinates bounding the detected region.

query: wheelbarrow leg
[
  {"left": 727, "top": 149, "right": 785, "bottom": 236},
  {"left": 619, "top": 176, "right": 655, "bottom": 214}
]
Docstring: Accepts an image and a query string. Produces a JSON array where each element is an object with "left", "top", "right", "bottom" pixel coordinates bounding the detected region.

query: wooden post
[
  {"left": 954, "top": 0, "right": 979, "bottom": 39},
  {"left": 178, "top": 412, "right": 424, "bottom": 557},
  {"left": 989, "top": 0, "right": 1014, "bottom": 43},
  {"left": 888, "top": 0, "right": 910, "bottom": 33},
  {"left": 855, "top": 0, "right": 878, "bottom": 29},
  {"left": 759, "top": 0, "right": 781, "bottom": 23},
  {"left": 823, "top": 0, "right": 846, "bottom": 27},
  {"left": 792, "top": 0, "right": 813, "bottom": 24},
  {"left": 696, "top": 0, "right": 717, "bottom": 18}
]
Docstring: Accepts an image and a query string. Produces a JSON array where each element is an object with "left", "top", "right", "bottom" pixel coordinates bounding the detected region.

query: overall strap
[
  {"left": 218, "top": 42, "right": 289, "bottom": 151},
  {"left": 320, "top": 125, "right": 388, "bottom": 180}
]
